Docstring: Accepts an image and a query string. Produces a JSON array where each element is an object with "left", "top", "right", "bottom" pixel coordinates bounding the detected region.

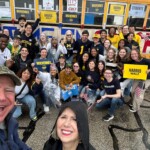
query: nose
[
  {"left": 64, "top": 118, "right": 71, "bottom": 127},
  {"left": 0, "top": 89, "right": 6, "bottom": 102}
]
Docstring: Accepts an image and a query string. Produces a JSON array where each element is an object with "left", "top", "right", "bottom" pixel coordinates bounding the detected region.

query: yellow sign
[
  {"left": 141, "top": 53, "right": 150, "bottom": 59},
  {"left": 109, "top": 4, "right": 124, "bottom": 15},
  {"left": 40, "top": 11, "right": 57, "bottom": 23},
  {"left": 123, "top": 64, "right": 148, "bottom": 80}
]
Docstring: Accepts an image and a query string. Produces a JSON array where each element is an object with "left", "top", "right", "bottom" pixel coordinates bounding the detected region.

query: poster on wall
[
  {"left": 40, "top": 11, "right": 57, "bottom": 23},
  {"left": 129, "top": 4, "right": 145, "bottom": 18},
  {"left": 109, "top": 4, "right": 125, "bottom": 15},
  {"left": 67, "top": 0, "right": 78, "bottom": 12},
  {"left": 0, "top": 8, "right": 11, "bottom": 20},
  {"left": 43, "top": 0, "right": 54, "bottom": 10}
]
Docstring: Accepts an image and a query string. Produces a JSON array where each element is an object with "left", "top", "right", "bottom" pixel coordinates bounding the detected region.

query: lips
[
  {"left": 0, "top": 106, "right": 5, "bottom": 114},
  {"left": 61, "top": 129, "right": 72, "bottom": 136}
]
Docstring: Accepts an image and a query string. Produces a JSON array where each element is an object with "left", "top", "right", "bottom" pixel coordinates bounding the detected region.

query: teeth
[{"left": 62, "top": 130, "right": 72, "bottom": 135}]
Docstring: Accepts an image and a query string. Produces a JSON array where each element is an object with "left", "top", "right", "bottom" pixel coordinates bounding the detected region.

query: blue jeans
[
  {"left": 13, "top": 94, "right": 37, "bottom": 119},
  {"left": 96, "top": 98, "right": 124, "bottom": 116}
]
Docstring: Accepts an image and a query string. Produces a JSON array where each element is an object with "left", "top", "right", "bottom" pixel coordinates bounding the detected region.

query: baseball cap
[
  {"left": 59, "top": 54, "right": 65, "bottom": 59},
  {"left": 66, "top": 62, "right": 72, "bottom": 69},
  {"left": 0, "top": 66, "right": 21, "bottom": 85},
  {"left": 14, "top": 35, "right": 22, "bottom": 40},
  {"left": 93, "top": 34, "right": 100, "bottom": 38}
]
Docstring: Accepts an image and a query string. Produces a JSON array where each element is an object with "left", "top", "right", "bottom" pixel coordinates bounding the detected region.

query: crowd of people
[
  {"left": 0, "top": 15, "right": 150, "bottom": 122},
  {"left": 0, "top": 14, "right": 150, "bottom": 149}
]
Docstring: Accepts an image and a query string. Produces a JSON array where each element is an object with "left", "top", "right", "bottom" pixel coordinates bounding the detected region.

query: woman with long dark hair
[
  {"left": 43, "top": 101, "right": 95, "bottom": 150},
  {"left": 13, "top": 67, "right": 37, "bottom": 121}
]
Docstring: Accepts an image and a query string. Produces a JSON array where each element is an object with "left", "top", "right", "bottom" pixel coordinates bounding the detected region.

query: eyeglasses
[
  {"left": 104, "top": 72, "right": 112, "bottom": 74},
  {"left": 73, "top": 66, "right": 79, "bottom": 68},
  {"left": 66, "top": 34, "right": 71, "bottom": 36}
]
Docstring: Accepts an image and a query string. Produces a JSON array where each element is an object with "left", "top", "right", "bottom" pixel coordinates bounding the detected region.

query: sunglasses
[{"left": 66, "top": 34, "right": 71, "bottom": 36}]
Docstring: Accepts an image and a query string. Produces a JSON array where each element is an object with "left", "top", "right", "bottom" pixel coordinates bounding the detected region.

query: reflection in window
[
  {"left": 63, "top": 0, "right": 82, "bottom": 24},
  {"left": 38, "top": 0, "right": 59, "bottom": 23},
  {"left": 0, "top": 0, "right": 11, "bottom": 20},
  {"left": 106, "top": 3, "right": 126, "bottom": 25},
  {"left": 128, "top": 4, "right": 147, "bottom": 28},
  {"left": 85, "top": 1, "right": 105, "bottom": 25},
  {"left": 146, "top": 11, "right": 150, "bottom": 28},
  {"left": 15, "top": 0, "right": 35, "bottom": 20}
]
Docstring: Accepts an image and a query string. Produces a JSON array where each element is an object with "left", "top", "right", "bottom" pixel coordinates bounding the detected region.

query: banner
[
  {"left": 67, "top": 0, "right": 78, "bottom": 12},
  {"left": 63, "top": 12, "right": 80, "bottom": 24},
  {"left": 109, "top": 4, "right": 125, "bottom": 15},
  {"left": 123, "top": 64, "right": 148, "bottom": 80},
  {"left": 87, "top": 2, "right": 104, "bottom": 13},
  {"left": 15, "top": 9, "right": 35, "bottom": 20},
  {"left": 34, "top": 58, "right": 52, "bottom": 72},
  {"left": 43, "top": 0, "right": 54, "bottom": 10},
  {"left": 129, "top": 4, "right": 145, "bottom": 18},
  {"left": 40, "top": 11, "right": 57, "bottom": 23}
]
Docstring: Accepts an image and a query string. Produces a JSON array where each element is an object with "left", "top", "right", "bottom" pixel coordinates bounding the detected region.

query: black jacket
[
  {"left": 21, "top": 33, "right": 39, "bottom": 59},
  {"left": 74, "top": 39, "right": 92, "bottom": 60}
]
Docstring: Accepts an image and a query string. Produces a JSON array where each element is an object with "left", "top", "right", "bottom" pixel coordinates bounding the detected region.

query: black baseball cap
[{"left": 59, "top": 54, "right": 65, "bottom": 59}]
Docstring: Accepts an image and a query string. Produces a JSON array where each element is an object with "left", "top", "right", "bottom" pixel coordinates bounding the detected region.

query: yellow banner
[
  {"left": 109, "top": 4, "right": 124, "bottom": 15},
  {"left": 123, "top": 64, "right": 148, "bottom": 80},
  {"left": 40, "top": 11, "right": 57, "bottom": 23}
]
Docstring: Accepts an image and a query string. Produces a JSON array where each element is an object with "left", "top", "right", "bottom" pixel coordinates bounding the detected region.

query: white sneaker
[
  {"left": 43, "top": 104, "right": 50, "bottom": 113},
  {"left": 54, "top": 99, "right": 62, "bottom": 108}
]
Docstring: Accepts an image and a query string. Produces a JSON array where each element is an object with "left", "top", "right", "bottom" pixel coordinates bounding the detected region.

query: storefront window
[
  {"left": 106, "top": 2, "right": 126, "bottom": 25},
  {"left": 15, "top": 0, "right": 35, "bottom": 20},
  {"left": 38, "top": 0, "right": 59, "bottom": 23},
  {"left": 0, "top": 0, "right": 11, "bottom": 20},
  {"left": 128, "top": 4, "right": 147, "bottom": 28},
  {"left": 85, "top": 0, "right": 104, "bottom": 25},
  {"left": 63, "top": 0, "right": 81, "bottom": 24}
]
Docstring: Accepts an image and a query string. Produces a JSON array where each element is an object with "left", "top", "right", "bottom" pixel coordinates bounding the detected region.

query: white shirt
[
  {"left": 0, "top": 48, "right": 11, "bottom": 66},
  {"left": 15, "top": 80, "right": 29, "bottom": 99}
]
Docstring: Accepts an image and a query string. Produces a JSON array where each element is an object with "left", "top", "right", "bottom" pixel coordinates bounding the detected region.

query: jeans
[
  {"left": 96, "top": 98, "right": 124, "bottom": 116},
  {"left": 13, "top": 94, "right": 37, "bottom": 119}
]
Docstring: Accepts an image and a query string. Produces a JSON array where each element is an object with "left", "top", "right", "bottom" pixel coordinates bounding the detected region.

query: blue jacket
[{"left": 0, "top": 111, "right": 31, "bottom": 150}]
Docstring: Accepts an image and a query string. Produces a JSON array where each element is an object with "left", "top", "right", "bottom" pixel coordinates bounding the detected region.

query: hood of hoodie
[{"left": 51, "top": 101, "right": 90, "bottom": 150}]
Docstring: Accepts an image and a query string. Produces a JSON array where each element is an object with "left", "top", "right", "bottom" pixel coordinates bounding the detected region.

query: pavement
[{"left": 17, "top": 90, "right": 150, "bottom": 150}]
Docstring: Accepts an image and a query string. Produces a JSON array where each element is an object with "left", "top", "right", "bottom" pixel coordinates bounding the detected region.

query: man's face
[
  {"left": 81, "top": 34, "right": 88, "bottom": 42},
  {"left": 19, "top": 19, "right": 26, "bottom": 27},
  {"left": 122, "top": 26, "right": 129, "bottom": 35},
  {"left": 104, "top": 70, "right": 113, "bottom": 81},
  {"left": 0, "top": 37, "right": 8, "bottom": 50},
  {"left": 65, "top": 67, "right": 72, "bottom": 75},
  {"left": 0, "top": 76, "right": 15, "bottom": 123},
  {"left": 129, "top": 27, "right": 135, "bottom": 33},
  {"left": 100, "top": 31, "right": 107, "bottom": 39},
  {"left": 20, "top": 48, "right": 29, "bottom": 57},
  {"left": 109, "top": 28, "right": 115, "bottom": 37},
  {"left": 13, "top": 38, "right": 21, "bottom": 46},
  {"left": 40, "top": 50, "right": 47, "bottom": 59}
]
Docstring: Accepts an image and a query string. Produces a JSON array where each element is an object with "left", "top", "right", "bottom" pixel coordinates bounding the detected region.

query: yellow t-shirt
[
  {"left": 107, "top": 35, "right": 120, "bottom": 49},
  {"left": 12, "top": 46, "right": 20, "bottom": 56}
]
